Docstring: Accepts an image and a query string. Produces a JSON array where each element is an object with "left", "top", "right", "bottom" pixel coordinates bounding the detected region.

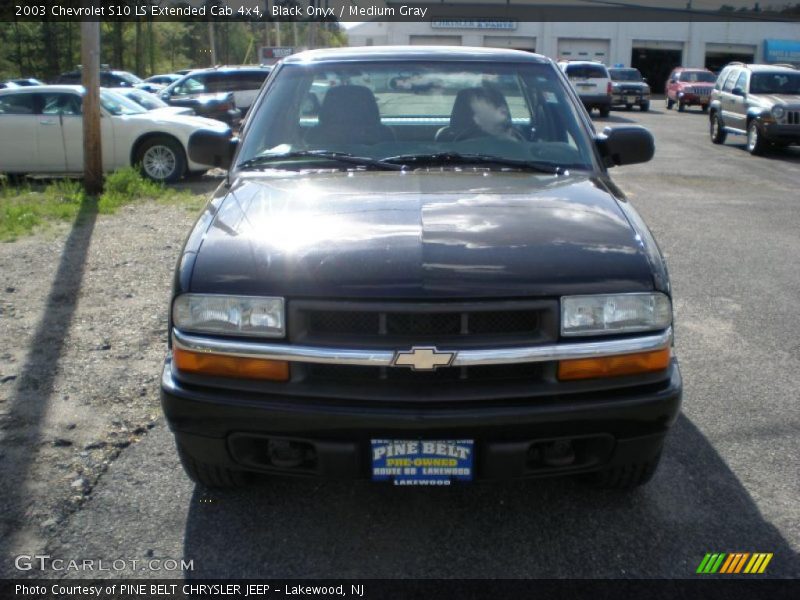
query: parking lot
[{"left": 1, "top": 102, "right": 799, "bottom": 579}]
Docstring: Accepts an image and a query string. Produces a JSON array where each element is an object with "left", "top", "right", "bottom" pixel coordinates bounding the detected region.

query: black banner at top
[{"left": 1, "top": 0, "right": 800, "bottom": 22}]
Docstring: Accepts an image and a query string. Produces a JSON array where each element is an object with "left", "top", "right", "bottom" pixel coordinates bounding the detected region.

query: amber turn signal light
[
  {"left": 173, "top": 347, "right": 289, "bottom": 381},
  {"left": 558, "top": 347, "right": 671, "bottom": 381}
]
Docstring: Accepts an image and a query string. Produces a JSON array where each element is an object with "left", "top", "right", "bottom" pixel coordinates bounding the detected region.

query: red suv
[{"left": 665, "top": 68, "right": 716, "bottom": 112}]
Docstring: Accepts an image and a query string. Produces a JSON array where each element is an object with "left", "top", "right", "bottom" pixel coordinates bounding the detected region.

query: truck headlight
[
  {"left": 772, "top": 106, "right": 785, "bottom": 120},
  {"left": 561, "top": 293, "right": 671, "bottom": 336},
  {"left": 173, "top": 294, "right": 285, "bottom": 337}
]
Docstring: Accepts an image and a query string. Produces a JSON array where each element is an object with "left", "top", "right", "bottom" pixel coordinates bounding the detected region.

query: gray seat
[{"left": 305, "top": 85, "right": 394, "bottom": 146}]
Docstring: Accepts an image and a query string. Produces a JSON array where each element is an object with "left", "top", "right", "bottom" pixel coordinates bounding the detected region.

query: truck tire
[
  {"left": 177, "top": 443, "right": 247, "bottom": 488},
  {"left": 639, "top": 101, "right": 650, "bottom": 112},
  {"left": 599, "top": 106, "right": 610, "bottom": 118},
  {"left": 582, "top": 451, "right": 662, "bottom": 490},
  {"left": 678, "top": 102, "right": 685, "bottom": 112},
  {"left": 710, "top": 114, "right": 727, "bottom": 144},
  {"left": 666, "top": 98, "right": 674, "bottom": 109},
  {"left": 746, "top": 120, "right": 769, "bottom": 156}
]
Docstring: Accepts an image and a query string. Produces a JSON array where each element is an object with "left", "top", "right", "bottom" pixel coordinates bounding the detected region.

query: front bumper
[
  {"left": 612, "top": 92, "right": 650, "bottom": 106},
  {"left": 762, "top": 123, "right": 800, "bottom": 143},
  {"left": 161, "top": 357, "right": 682, "bottom": 481},
  {"left": 676, "top": 92, "right": 710, "bottom": 106}
]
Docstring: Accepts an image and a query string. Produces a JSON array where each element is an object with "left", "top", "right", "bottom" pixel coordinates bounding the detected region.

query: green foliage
[
  {"left": 0, "top": 21, "right": 349, "bottom": 81},
  {"left": 0, "top": 178, "right": 85, "bottom": 241},
  {"left": 0, "top": 169, "right": 202, "bottom": 241},
  {"left": 98, "top": 167, "right": 164, "bottom": 213}
]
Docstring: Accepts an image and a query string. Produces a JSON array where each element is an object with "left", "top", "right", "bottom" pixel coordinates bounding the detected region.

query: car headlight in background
[
  {"left": 772, "top": 106, "right": 785, "bottom": 120},
  {"left": 561, "top": 293, "right": 672, "bottom": 336},
  {"left": 172, "top": 294, "right": 285, "bottom": 337}
]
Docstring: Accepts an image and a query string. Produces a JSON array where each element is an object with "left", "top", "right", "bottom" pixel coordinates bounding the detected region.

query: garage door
[
  {"left": 631, "top": 42, "right": 684, "bottom": 93},
  {"left": 557, "top": 38, "right": 610, "bottom": 64},
  {"left": 705, "top": 43, "right": 756, "bottom": 73},
  {"left": 410, "top": 35, "right": 462, "bottom": 46},
  {"left": 483, "top": 36, "right": 536, "bottom": 52}
]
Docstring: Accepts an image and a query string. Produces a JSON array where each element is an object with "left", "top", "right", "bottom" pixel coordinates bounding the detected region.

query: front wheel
[
  {"left": 625, "top": 104, "right": 633, "bottom": 110},
  {"left": 666, "top": 98, "right": 674, "bottom": 109},
  {"left": 710, "top": 114, "right": 727, "bottom": 144},
  {"left": 746, "top": 120, "right": 769, "bottom": 155},
  {"left": 678, "top": 102, "right": 685, "bottom": 112},
  {"left": 135, "top": 136, "right": 186, "bottom": 183},
  {"left": 599, "top": 106, "right": 610, "bottom": 118},
  {"left": 639, "top": 102, "right": 650, "bottom": 112},
  {"left": 581, "top": 451, "right": 662, "bottom": 490},
  {"left": 701, "top": 104, "right": 709, "bottom": 113}
]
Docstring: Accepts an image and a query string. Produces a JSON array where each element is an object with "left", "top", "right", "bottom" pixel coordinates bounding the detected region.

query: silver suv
[{"left": 709, "top": 62, "right": 800, "bottom": 155}]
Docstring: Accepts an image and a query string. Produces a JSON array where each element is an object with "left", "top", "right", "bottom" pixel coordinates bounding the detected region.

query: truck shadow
[{"left": 181, "top": 414, "right": 800, "bottom": 578}]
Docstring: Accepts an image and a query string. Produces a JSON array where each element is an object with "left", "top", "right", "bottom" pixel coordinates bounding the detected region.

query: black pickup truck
[{"left": 162, "top": 47, "right": 681, "bottom": 490}]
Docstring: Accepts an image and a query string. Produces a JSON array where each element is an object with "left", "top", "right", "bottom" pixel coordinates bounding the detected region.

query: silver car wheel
[
  {"left": 142, "top": 145, "right": 177, "bottom": 180},
  {"left": 747, "top": 122, "right": 758, "bottom": 152}
]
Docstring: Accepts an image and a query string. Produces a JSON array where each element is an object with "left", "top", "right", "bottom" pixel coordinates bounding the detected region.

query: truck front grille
[
  {"left": 289, "top": 299, "right": 558, "bottom": 386},
  {"left": 291, "top": 299, "right": 558, "bottom": 347}
]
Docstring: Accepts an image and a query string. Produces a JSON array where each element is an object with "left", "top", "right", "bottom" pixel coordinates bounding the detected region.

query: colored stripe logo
[{"left": 696, "top": 553, "right": 773, "bottom": 574}]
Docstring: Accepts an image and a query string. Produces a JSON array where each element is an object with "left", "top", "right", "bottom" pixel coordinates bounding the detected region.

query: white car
[{"left": 0, "top": 85, "right": 231, "bottom": 182}]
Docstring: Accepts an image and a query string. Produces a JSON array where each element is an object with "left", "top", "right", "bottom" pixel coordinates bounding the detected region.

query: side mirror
[
  {"left": 596, "top": 126, "right": 654, "bottom": 168},
  {"left": 188, "top": 130, "right": 238, "bottom": 170},
  {"left": 731, "top": 87, "right": 745, "bottom": 97}
]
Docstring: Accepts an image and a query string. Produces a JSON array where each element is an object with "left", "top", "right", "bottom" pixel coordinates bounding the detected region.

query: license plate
[
  {"left": 626, "top": 95, "right": 637, "bottom": 104},
  {"left": 371, "top": 439, "right": 474, "bottom": 486}
]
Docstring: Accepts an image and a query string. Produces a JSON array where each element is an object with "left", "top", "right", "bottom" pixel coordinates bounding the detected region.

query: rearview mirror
[
  {"left": 596, "top": 126, "right": 654, "bottom": 168},
  {"left": 731, "top": 87, "right": 746, "bottom": 97},
  {"left": 188, "top": 130, "right": 238, "bottom": 170}
]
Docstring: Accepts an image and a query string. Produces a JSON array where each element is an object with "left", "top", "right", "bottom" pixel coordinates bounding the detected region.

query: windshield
[
  {"left": 100, "top": 90, "right": 148, "bottom": 115},
  {"left": 237, "top": 61, "right": 596, "bottom": 172},
  {"left": 610, "top": 69, "right": 642, "bottom": 82},
  {"left": 123, "top": 89, "right": 168, "bottom": 110},
  {"left": 679, "top": 71, "right": 715, "bottom": 83},
  {"left": 115, "top": 71, "right": 143, "bottom": 85},
  {"left": 750, "top": 72, "right": 800, "bottom": 95}
]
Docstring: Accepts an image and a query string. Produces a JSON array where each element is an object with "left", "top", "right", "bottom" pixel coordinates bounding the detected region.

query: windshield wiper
[
  {"left": 381, "top": 152, "right": 565, "bottom": 175},
  {"left": 237, "top": 150, "right": 403, "bottom": 172}
]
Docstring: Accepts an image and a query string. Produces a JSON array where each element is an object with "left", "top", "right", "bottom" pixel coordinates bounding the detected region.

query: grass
[{"left": 0, "top": 168, "right": 205, "bottom": 241}]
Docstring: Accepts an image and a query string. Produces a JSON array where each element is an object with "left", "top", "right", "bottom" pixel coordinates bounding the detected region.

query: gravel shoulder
[{"left": 0, "top": 195, "right": 208, "bottom": 575}]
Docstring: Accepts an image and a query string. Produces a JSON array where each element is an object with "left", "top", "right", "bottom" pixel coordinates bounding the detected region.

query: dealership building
[{"left": 346, "top": 19, "right": 800, "bottom": 92}]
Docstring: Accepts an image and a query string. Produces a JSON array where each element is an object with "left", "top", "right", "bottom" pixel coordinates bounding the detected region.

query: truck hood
[
  {"left": 189, "top": 171, "right": 656, "bottom": 299},
  {"left": 750, "top": 93, "right": 800, "bottom": 108}
]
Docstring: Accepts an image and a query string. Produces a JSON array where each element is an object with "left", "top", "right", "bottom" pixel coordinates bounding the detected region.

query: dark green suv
[{"left": 709, "top": 63, "right": 800, "bottom": 155}]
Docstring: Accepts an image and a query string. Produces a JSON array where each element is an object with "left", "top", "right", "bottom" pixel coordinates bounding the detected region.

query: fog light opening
[
  {"left": 528, "top": 440, "right": 576, "bottom": 468},
  {"left": 267, "top": 439, "right": 315, "bottom": 469}
]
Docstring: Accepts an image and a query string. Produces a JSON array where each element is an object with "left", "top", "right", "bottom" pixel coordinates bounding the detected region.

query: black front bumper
[
  {"left": 762, "top": 123, "right": 800, "bottom": 143},
  {"left": 161, "top": 358, "right": 682, "bottom": 481}
]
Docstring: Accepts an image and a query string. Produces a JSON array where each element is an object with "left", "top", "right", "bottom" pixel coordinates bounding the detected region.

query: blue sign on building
[{"left": 764, "top": 39, "right": 800, "bottom": 64}]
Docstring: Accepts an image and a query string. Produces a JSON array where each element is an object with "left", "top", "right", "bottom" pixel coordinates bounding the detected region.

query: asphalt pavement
[{"left": 44, "top": 103, "right": 800, "bottom": 579}]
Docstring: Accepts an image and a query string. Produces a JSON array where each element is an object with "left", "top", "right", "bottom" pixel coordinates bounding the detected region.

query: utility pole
[
  {"left": 208, "top": 21, "right": 217, "bottom": 66},
  {"left": 81, "top": 20, "right": 103, "bottom": 195}
]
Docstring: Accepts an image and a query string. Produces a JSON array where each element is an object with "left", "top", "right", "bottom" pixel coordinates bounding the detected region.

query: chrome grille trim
[{"left": 172, "top": 327, "right": 673, "bottom": 368}]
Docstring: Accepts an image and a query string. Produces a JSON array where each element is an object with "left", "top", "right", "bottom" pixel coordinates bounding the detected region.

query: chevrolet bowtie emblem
[{"left": 392, "top": 347, "right": 456, "bottom": 371}]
